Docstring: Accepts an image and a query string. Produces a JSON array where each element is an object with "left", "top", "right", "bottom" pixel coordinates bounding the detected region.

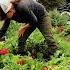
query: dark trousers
[{"left": 18, "top": 11, "right": 58, "bottom": 55}]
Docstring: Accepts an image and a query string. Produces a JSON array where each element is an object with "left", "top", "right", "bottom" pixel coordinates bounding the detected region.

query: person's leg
[
  {"left": 14, "top": 25, "right": 36, "bottom": 55},
  {"left": 37, "top": 13, "right": 58, "bottom": 59}
]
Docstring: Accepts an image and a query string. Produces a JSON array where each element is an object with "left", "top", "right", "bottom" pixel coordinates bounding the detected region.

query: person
[
  {"left": 0, "top": 0, "right": 58, "bottom": 58},
  {"left": 0, "top": 0, "right": 30, "bottom": 40}
]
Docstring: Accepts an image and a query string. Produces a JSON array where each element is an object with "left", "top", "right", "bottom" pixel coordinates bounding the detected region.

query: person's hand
[
  {"left": 18, "top": 24, "right": 26, "bottom": 37},
  {"left": 18, "top": 23, "right": 31, "bottom": 37},
  {"left": 18, "top": 27, "right": 26, "bottom": 37}
]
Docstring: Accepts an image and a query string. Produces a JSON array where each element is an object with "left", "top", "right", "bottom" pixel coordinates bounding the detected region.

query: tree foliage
[{"left": 38, "top": 0, "right": 66, "bottom": 10}]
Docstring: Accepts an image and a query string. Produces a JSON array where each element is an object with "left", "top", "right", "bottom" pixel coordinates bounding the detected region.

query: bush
[
  {"left": 64, "top": 24, "right": 70, "bottom": 36},
  {"left": 49, "top": 9, "right": 69, "bottom": 26}
]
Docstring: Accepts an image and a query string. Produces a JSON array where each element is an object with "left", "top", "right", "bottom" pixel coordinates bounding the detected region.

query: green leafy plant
[
  {"left": 49, "top": 9, "right": 69, "bottom": 26},
  {"left": 64, "top": 24, "right": 70, "bottom": 36}
]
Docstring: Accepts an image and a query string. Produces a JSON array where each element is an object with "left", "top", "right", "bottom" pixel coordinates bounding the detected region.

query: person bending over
[{"left": 0, "top": 0, "right": 58, "bottom": 58}]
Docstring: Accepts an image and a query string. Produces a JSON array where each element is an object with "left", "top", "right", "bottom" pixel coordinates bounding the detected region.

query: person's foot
[{"left": 13, "top": 47, "right": 28, "bottom": 55}]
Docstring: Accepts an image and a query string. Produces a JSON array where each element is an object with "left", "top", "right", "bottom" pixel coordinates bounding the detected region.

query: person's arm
[
  {"left": 17, "top": 5, "right": 38, "bottom": 37},
  {"left": 24, "top": 9, "right": 38, "bottom": 26},
  {"left": 0, "top": 18, "right": 11, "bottom": 38}
]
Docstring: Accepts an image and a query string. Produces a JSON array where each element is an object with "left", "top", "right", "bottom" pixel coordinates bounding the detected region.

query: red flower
[
  {"left": 0, "top": 48, "right": 9, "bottom": 55},
  {"left": 17, "top": 59, "right": 25, "bottom": 65},
  {"left": 41, "top": 66, "right": 48, "bottom": 70}
]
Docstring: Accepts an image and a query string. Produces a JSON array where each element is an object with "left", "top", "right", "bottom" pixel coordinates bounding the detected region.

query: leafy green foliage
[
  {"left": 49, "top": 9, "right": 69, "bottom": 26},
  {"left": 64, "top": 24, "right": 70, "bottom": 36},
  {"left": 4, "top": 21, "right": 22, "bottom": 52},
  {"left": 38, "top": 0, "right": 66, "bottom": 10},
  {"left": 0, "top": 10, "right": 70, "bottom": 70}
]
